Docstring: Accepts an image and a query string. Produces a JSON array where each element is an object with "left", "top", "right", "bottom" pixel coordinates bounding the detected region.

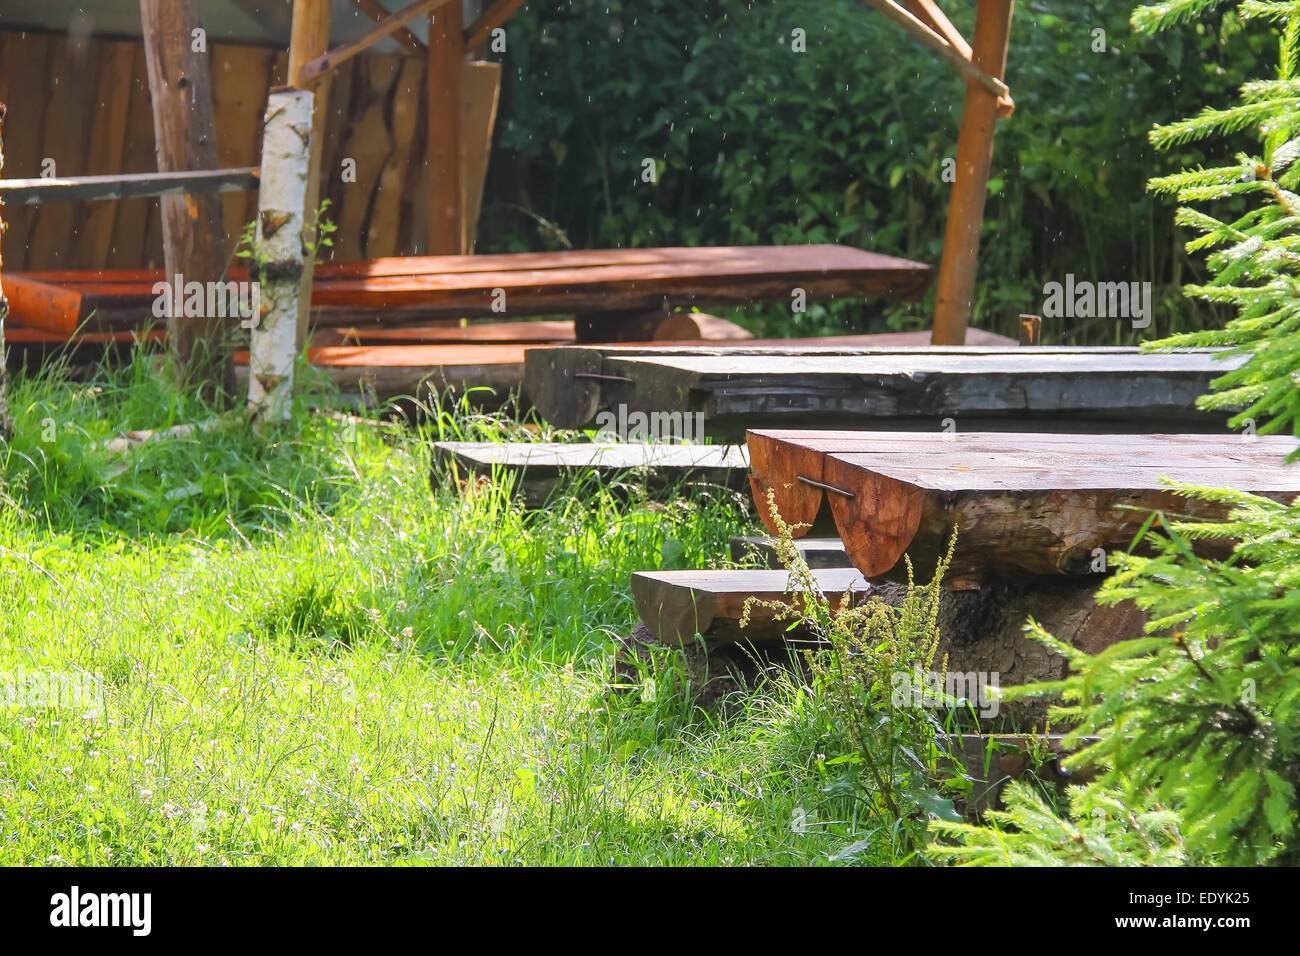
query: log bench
[
  {"left": 432, "top": 440, "right": 750, "bottom": 505},
  {"left": 747, "top": 430, "right": 1300, "bottom": 583},
  {"left": 618, "top": 565, "right": 1147, "bottom": 721},
  {"left": 3, "top": 244, "right": 931, "bottom": 339},
  {"left": 525, "top": 346, "right": 1245, "bottom": 437}
]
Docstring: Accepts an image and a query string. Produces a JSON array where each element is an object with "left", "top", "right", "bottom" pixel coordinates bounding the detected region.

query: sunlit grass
[{"left": 0, "top": 354, "right": 880, "bottom": 865}]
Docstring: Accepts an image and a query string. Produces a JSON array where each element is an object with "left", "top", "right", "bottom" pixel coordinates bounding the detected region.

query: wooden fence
[{"left": 0, "top": 29, "right": 497, "bottom": 272}]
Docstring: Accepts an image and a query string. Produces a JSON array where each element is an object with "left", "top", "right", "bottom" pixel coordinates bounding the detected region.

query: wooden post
[
  {"left": 427, "top": 2, "right": 464, "bottom": 254},
  {"left": 139, "top": 0, "right": 229, "bottom": 390},
  {"left": 287, "top": 0, "right": 331, "bottom": 345},
  {"left": 0, "top": 102, "right": 9, "bottom": 441},
  {"left": 930, "top": 0, "right": 1014, "bottom": 346},
  {"left": 248, "top": 0, "right": 329, "bottom": 418}
]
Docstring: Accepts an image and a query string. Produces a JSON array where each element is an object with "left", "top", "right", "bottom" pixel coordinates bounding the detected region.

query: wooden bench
[
  {"left": 747, "top": 430, "right": 1300, "bottom": 582},
  {"left": 432, "top": 441, "right": 750, "bottom": 505},
  {"left": 3, "top": 244, "right": 931, "bottom": 339},
  {"left": 525, "top": 346, "right": 1247, "bottom": 437}
]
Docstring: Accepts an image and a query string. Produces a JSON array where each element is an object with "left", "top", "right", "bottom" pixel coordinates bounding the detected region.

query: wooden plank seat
[
  {"left": 526, "top": 346, "right": 1248, "bottom": 437},
  {"left": 432, "top": 441, "right": 750, "bottom": 505},
  {"left": 631, "top": 568, "right": 871, "bottom": 645},
  {"left": 4, "top": 244, "right": 931, "bottom": 338},
  {"left": 746, "top": 430, "right": 1300, "bottom": 582}
]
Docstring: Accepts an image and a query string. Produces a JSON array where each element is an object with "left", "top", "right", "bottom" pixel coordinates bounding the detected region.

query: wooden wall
[{"left": 0, "top": 29, "right": 445, "bottom": 272}]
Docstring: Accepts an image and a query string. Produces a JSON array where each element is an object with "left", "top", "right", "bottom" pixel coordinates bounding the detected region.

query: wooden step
[
  {"left": 747, "top": 429, "right": 1300, "bottom": 581},
  {"left": 433, "top": 441, "right": 750, "bottom": 505},
  {"left": 729, "top": 535, "right": 850, "bottom": 568},
  {"left": 525, "top": 345, "right": 1243, "bottom": 437},
  {"left": 631, "top": 567, "right": 871, "bottom": 645}
]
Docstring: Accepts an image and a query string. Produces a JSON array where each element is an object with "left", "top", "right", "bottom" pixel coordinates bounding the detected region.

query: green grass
[{"left": 0, "top": 353, "right": 897, "bottom": 865}]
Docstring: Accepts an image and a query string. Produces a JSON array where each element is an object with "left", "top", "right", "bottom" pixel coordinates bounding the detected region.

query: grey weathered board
[
  {"left": 524, "top": 346, "right": 1247, "bottom": 438},
  {"left": 631, "top": 567, "right": 872, "bottom": 645},
  {"left": 729, "top": 535, "right": 851, "bottom": 569},
  {"left": 432, "top": 441, "right": 750, "bottom": 505}
]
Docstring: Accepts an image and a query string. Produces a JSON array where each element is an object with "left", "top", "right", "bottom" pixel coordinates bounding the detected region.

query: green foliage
[
  {"left": 1140, "top": 2, "right": 1300, "bottom": 443},
  {"left": 746, "top": 494, "right": 966, "bottom": 863},
  {"left": 930, "top": 780, "right": 1188, "bottom": 866},
  {"left": 2, "top": 355, "right": 913, "bottom": 865},
  {"left": 481, "top": 0, "right": 1263, "bottom": 340},
  {"left": 935, "top": 0, "right": 1300, "bottom": 868}
]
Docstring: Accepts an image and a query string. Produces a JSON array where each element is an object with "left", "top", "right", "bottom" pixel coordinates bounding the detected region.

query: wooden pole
[
  {"left": 427, "top": 2, "right": 465, "bottom": 254},
  {"left": 287, "top": 0, "right": 332, "bottom": 350},
  {"left": 930, "top": 0, "right": 1014, "bottom": 346},
  {"left": 248, "top": 0, "right": 330, "bottom": 418},
  {"left": 139, "top": 0, "right": 229, "bottom": 391}
]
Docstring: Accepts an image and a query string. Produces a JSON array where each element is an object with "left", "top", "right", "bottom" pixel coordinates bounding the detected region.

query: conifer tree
[{"left": 931, "top": 0, "right": 1300, "bottom": 867}]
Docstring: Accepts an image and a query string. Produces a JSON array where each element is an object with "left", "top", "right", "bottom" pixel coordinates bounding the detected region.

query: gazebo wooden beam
[
  {"left": 352, "top": 0, "right": 425, "bottom": 54},
  {"left": 865, "top": 0, "right": 1012, "bottom": 116},
  {"left": 465, "top": 0, "right": 530, "bottom": 52},
  {"left": 298, "top": 0, "right": 450, "bottom": 87},
  {"left": 902, "top": 0, "right": 970, "bottom": 58},
  {"left": 931, "top": 0, "right": 1015, "bottom": 345},
  {"left": 427, "top": 1, "right": 465, "bottom": 254}
]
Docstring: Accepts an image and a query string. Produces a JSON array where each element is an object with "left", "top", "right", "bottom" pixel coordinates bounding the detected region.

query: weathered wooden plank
[
  {"left": 108, "top": 48, "right": 162, "bottom": 270},
  {"left": 0, "top": 168, "right": 259, "bottom": 206},
  {"left": 28, "top": 36, "right": 93, "bottom": 269},
  {"left": 310, "top": 244, "right": 933, "bottom": 311},
  {"left": 0, "top": 32, "right": 52, "bottom": 271},
  {"left": 433, "top": 440, "right": 750, "bottom": 506},
  {"left": 212, "top": 44, "right": 276, "bottom": 260},
  {"left": 73, "top": 41, "right": 136, "bottom": 268},
  {"left": 746, "top": 430, "right": 1300, "bottom": 581},
  {"left": 531, "top": 347, "right": 1246, "bottom": 435},
  {"left": 631, "top": 568, "right": 870, "bottom": 646}
]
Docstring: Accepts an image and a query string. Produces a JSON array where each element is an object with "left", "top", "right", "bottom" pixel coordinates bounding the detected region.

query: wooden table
[
  {"left": 4, "top": 244, "right": 931, "bottom": 338},
  {"left": 746, "top": 430, "right": 1300, "bottom": 582}
]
